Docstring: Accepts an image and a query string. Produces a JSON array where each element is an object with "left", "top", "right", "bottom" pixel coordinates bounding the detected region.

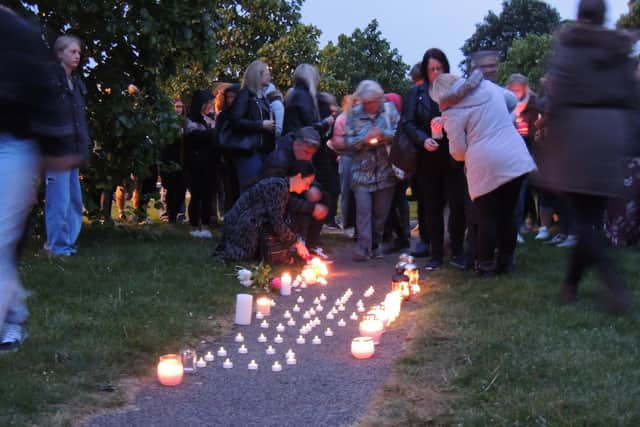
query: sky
[{"left": 300, "top": 0, "right": 630, "bottom": 73}]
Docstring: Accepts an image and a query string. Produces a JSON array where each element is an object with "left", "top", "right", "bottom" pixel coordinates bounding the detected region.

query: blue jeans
[
  {"left": 233, "top": 152, "right": 264, "bottom": 192},
  {"left": 353, "top": 186, "right": 395, "bottom": 253},
  {"left": 339, "top": 155, "right": 353, "bottom": 226},
  {"left": 0, "top": 135, "right": 40, "bottom": 327},
  {"left": 45, "top": 168, "right": 83, "bottom": 255}
]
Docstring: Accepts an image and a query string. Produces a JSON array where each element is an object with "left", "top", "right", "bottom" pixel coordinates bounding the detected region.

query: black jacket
[
  {"left": 51, "top": 65, "right": 91, "bottom": 159},
  {"left": 0, "top": 10, "right": 78, "bottom": 157},
  {"left": 229, "top": 88, "right": 274, "bottom": 154},
  {"left": 283, "top": 81, "right": 330, "bottom": 136}
]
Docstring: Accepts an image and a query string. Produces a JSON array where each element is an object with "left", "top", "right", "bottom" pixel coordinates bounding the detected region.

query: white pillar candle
[
  {"left": 217, "top": 347, "right": 227, "bottom": 357},
  {"left": 274, "top": 334, "right": 284, "bottom": 344},
  {"left": 312, "top": 336, "right": 322, "bottom": 345},
  {"left": 248, "top": 360, "right": 258, "bottom": 370},
  {"left": 238, "top": 344, "right": 248, "bottom": 354},
  {"left": 256, "top": 297, "right": 272, "bottom": 316},
  {"left": 287, "top": 318, "right": 296, "bottom": 326},
  {"left": 196, "top": 357, "right": 207, "bottom": 368},
  {"left": 234, "top": 333, "right": 244, "bottom": 343},
  {"left": 266, "top": 345, "right": 276, "bottom": 355},
  {"left": 204, "top": 351, "right": 215, "bottom": 362},
  {"left": 157, "top": 354, "right": 183, "bottom": 386},
  {"left": 223, "top": 358, "right": 233, "bottom": 369},
  {"left": 296, "top": 336, "right": 306, "bottom": 344},
  {"left": 351, "top": 337, "right": 375, "bottom": 359},
  {"left": 234, "top": 294, "right": 253, "bottom": 325},
  {"left": 258, "top": 333, "right": 267, "bottom": 343}
]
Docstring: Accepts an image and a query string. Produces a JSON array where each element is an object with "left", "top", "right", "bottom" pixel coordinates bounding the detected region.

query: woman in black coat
[
  {"left": 283, "top": 63, "right": 333, "bottom": 136},
  {"left": 402, "top": 48, "right": 467, "bottom": 270}
]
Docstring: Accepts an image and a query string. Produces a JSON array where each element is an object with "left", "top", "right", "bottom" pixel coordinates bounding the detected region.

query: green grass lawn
[
  {"left": 0, "top": 224, "right": 238, "bottom": 426},
  {"left": 363, "top": 237, "right": 640, "bottom": 426}
]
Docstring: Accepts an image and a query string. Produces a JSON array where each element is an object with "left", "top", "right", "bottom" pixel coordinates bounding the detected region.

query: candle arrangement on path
[{"left": 157, "top": 255, "right": 422, "bottom": 385}]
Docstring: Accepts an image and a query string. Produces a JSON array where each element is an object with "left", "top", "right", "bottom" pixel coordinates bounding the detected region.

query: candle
[
  {"left": 338, "top": 305, "right": 345, "bottom": 312},
  {"left": 258, "top": 333, "right": 267, "bottom": 343},
  {"left": 286, "top": 357, "right": 297, "bottom": 365},
  {"left": 326, "top": 312, "right": 334, "bottom": 320},
  {"left": 234, "top": 294, "right": 253, "bottom": 325},
  {"left": 357, "top": 306, "right": 365, "bottom": 313},
  {"left": 313, "top": 297, "right": 320, "bottom": 305},
  {"left": 223, "top": 358, "right": 233, "bottom": 369},
  {"left": 369, "top": 307, "right": 389, "bottom": 329},
  {"left": 204, "top": 351, "right": 215, "bottom": 362},
  {"left": 238, "top": 344, "right": 248, "bottom": 354},
  {"left": 324, "top": 328, "right": 334, "bottom": 337},
  {"left": 301, "top": 267, "right": 316, "bottom": 285},
  {"left": 297, "top": 296, "right": 304, "bottom": 303},
  {"left": 300, "top": 282, "right": 307, "bottom": 289},
  {"left": 320, "top": 293, "right": 327, "bottom": 301},
  {"left": 286, "top": 349, "right": 295, "bottom": 359},
  {"left": 303, "top": 311, "right": 311, "bottom": 319},
  {"left": 316, "top": 304, "right": 324, "bottom": 312},
  {"left": 300, "top": 326, "right": 309, "bottom": 335},
  {"left": 359, "top": 317, "right": 384, "bottom": 344},
  {"left": 281, "top": 273, "right": 292, "bottom": 296},
  {"left": 312, "top": 336, "right": 322, "bottom": 345},
  {"left": 309, "top": 308, "right": 316, "bottom": 316},
  {"left": 296, "top": 336, "right": 306, "bottom": 344},
  {"left": 248, "top": 360, "right": 258, "bottom": 370},
  {"left": 276, "top": 323, "right": 285, "bottom": 332},
  {"left": 196, "top": 357, "right": 207, "bottom": 368},
  {"left": 351, "top": 337, "right": 375, "bottom": 359},
  {"left": 313, "top": 317, "right": 321, "bottom": 326},
  {"left": 217, "top": 347, "right": 227, "bottom": 357},
  {"left": 331, "top": 308, "right": 338, "bottom": 315},
  {"left": 350, "top": 312, "right": 358, "bottom": 321},
  {"left": 181, "top": 348, "right": 197, "bottom": 373},
  {"left": 283, "top": 310, "right": 292, "bottom": 319},
  {"left": 157, "top": 354, "right": 183, "bottom": 386},
  {"left": 260, "top": 320, "right": 269, "bottom": 329},
  {"left": 256, "top": 297, "right": 272, "bottom": 316},
  {"left": 274, "top": 334, "right": 284, "bottom": 344},
  {"left": 256, "top": 312, "right": 264, "bottom": 320},
  {"left": 337, "top": 319, "right": 346, "bottom": 327},
  {"left": 272, "top": 361, "right": 283, "bottom": 372},
  {"left": 292, "top": 304, "right": 301, "bottom": 312},
  {"left": 410, "top": 284, "right": 421, "bottom": 299},
  {"left": 287, "top": 318, "right": 296, "bottom": 326},
  {"left": 266, "top": 345, "right": 276, "bottom": 355}
]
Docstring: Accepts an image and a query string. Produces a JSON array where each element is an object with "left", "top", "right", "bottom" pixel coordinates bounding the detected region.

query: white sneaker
[
  {"left": 546, "top": 234, "right": 566, "bottom": 245},
  {"left": 517, "top": 233, "right": 525, "bottom": 244},
  {"left": 0, "top": 323, "right": 28, "bottom": 353},
  {"left": 190, "top": 230, "right": 203, "bottom": 238},
  {"left": 200, "top": 229, "right": 213, "bottom": 238},
  {"left": 557, "top": 234, "right": 578, "bottom": 248},
  {"left": 534, "top": 226, "right": 550, "bottom": 240}
]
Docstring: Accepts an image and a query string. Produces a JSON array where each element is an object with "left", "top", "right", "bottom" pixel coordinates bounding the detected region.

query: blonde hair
[
  {"left": 293, "top": 63, "right": 320, "bottom": 100},
  {"left": 354, "top": 80, "right": 384, "bottom": 102},
  {"left": 53, "top": 35, "right": 82, "bottom": 62},
  {"left": 241, "top": 60, "right": 269, "bottom": 97}
]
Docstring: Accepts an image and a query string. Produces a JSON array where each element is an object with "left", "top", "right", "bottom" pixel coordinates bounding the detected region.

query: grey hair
[
  {"left": 354, "top": 80, "right": 384, "bottom": 102},
  {"left": 506, "top": 73, "right": 528, "bottom": 87},
  {"left": 53, "top": 35, "right": 82, "bottom": 61}
]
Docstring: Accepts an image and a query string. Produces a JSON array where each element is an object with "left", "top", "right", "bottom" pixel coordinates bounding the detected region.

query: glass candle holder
[
  {"left": 180, "top": 348, "right": 197, "bottom": 373},
  {"left": 157, "top": 354, "right": 183, "bottom": 386}
]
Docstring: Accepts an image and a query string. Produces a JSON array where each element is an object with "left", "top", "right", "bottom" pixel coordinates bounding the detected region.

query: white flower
[
  {"left": 239, "top": 279, "right": 253, "bottom": 287},
  {"left": 236, "top": 268, "right": 252, "bottom": 281}
]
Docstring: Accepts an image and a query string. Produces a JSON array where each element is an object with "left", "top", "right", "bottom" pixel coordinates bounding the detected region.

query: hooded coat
[
  {"left": 439, "top": 73, "right": 536, "bottom": 200},
  {"left": 533, "top": 23, "right": 639, "bottom": 198}
]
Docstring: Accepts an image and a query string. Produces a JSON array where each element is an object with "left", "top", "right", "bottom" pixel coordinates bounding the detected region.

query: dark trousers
[
  {"left": 564, "top": 193, "right": 625, "bottom": 292},
  {"left": 188, "top": 168, "right": 214, "bottom": 227},
  {"left": 385, "top": 180, "right": 410, "bottom": 242},
  {"left": 421, "top": 165, "right": 467, "bottom": 258},
  {"left": 412, "top": 174, "right": 430, "bottom": 245},
  {"left": 473, "top": 176, "right": 524, "bottom": 271},
  {"left": 161, "top": 172, "right": 185, "bottom": 223},
  {"left": 289, "top": 211, "right": 323, "bottom": 248}
]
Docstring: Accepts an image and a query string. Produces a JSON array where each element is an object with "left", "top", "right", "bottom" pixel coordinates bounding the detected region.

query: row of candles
[{"left": 158, "top": 255, "right": 422, "bottom": 385}]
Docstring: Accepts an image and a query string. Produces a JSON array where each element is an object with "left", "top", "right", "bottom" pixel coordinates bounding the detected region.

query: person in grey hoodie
[{"left": 430, "top": 70, "right": 537, "bottom": 275}]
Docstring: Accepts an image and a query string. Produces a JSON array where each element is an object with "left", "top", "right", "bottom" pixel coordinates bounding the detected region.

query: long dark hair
[{"left": 420, "top": 48, "right": 450, "bottom": 82}]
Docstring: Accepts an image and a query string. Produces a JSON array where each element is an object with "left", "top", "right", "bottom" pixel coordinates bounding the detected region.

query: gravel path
[{"left": 88, "top": 245, "right": 418, "bottom": 427}]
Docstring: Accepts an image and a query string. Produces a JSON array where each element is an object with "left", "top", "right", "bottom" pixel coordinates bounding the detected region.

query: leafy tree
[
  {"left": 12, "top": 1, "right": 219, "bottom": 217},
  {"left": 617, "top": 0, "right": 640, "bottom": 30},
  {"left": 461, "top": 0, "right": 560, "bottom": 71},
  {"left": 497, "top": 33, "right": 552, "bottom": 92},
  {"left": 318, "top": 19, "right": 409, "bottom": 100}
]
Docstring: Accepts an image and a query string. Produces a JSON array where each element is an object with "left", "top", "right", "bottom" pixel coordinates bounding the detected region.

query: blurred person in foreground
[
  {"left": 533, "top": 0, "right": 637, "bottom": 311},
  {"left": 1, "top": 7, "right": 82, "bottom": 351}
]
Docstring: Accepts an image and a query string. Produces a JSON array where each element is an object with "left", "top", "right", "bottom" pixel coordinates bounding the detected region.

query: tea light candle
[
  {"left": 357, "top": 306, "right": 365, "bottom": 313},
  {"left": 196, "top": 357, "right": 207, "bottom": 368},
  {"left": 238, "top": 344, "right": 248, "bottom": 354},
  {"left": 266, "top": 345, "right": 276, "bottom": 355},
  {"left": 351, "top": 337, "right": 375, "bottom": 359},
  {"left": 324, "top": 328, "right": 334, "bottom": 337},
  {"left": 256, "top": 297, "right": 272, "bottom": 316},
  {"left": 286, "top": 357, "right": 297, "bottom": 365},
  {"left": 274, "top": 334, "right": 284, "bottom": 344},
  {"left": 157, "top": 354, "right": 183, "bottom": 386},
  {"left": 359, "top": 317, "right": 385, "bottom": 344},
  {"left": 204, "top": 351, "right": 214, "bottom": 362},
  {"left": 301, "top": 267, "right": 316, "bottom": 285},
  {"left": 317, "top": 277, "right": 328, "bottom": 286},
  {"left": 313, "top": 297, "right": 320, "bottom": 304},
  {"left": 297, "top": 296, "right": 304, "bottom": 304},
  {"left": 296, "top": 336, "right": 306, "bottom": 344},
  {"left": 313, "top": 317, "right": 321, "bottom": 326},
  {"left": 350, "top": 312, "right": 359, "bottom": 320},
  {"left": 338, "top": 305, "right": 346, "bottom": 312},
  {"left": 276, "top": 323, "right": 285, "bottom": 332},
  {"left": 338, "top": 319, "right": 346, "bottom": 327},
  {"left": 309, "top": 308, "right": 316, "bottom": 316},
  {"left": 260, "top": 320, "right": 269, "bottom": 329},
  {"left": 316, "top": 304, "right": 324, "bottom": 312},
  {"left": 303, "top": 311, "right": 311, "bottom": 319},
  {"left": 272, "top": 361, "right": 283, "bottom": 372},
  {"left": 235, "top": 294, "right": 253, "bottom": 325},
  {"left": 331, "top": 308, "right": 338, "bottom": 315},
  {"left": 293, "top": 304, "right": 301, "bottom": 312},
  {"left": 258, "top": 333, "right": 267, "bottom": 343},
  {"left": 319, "top": 293, "right": 327, "bottom": 301},
  {"left": 312, "top": 336, "right": 322, "bottom": 345},
  {"left": 256, "top": 312, "right": 264, "bottom": 320},
  {"left": 326, "top": 312, "right": 334, "bottom": 320},
  {"left": 300, "top": 326, "right": 309, "bottom": 335},
  {"left": 283, "top": 310, "right": 292, "bottom": 319},
  {"left": 300, "top": 282, "right": 307, "bottom": 289},
  {"left": 287, "top": 318, "right": 296, "bottom": 326},
  {"left": 286, "top": 349, "right": 295, "bottom": 359},
  {"left": 234, "top": 333, "right": 244, "bottom": 343},
  {"left": 223, "top": 358, "right": 233, "bottom": 369},
  {"left": 217, "top": 347, "right": 227, "bottom": 357},
  {"left": 271, "top": 299, "right": 276, "bottom": 307},
  {"left": 248, "top": 360, "right": 258, "bottom": 370}
]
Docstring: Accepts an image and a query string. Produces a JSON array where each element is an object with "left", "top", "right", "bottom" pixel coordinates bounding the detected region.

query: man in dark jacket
[
  {"left": 262, "top": 127, "right": 329, "bottom": 250},
  {"left": 1, "top": 6, "right": 81, "bottom": 351},
  {"left": 535, "top": 0, "right": 637, "bottom": 311}
]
